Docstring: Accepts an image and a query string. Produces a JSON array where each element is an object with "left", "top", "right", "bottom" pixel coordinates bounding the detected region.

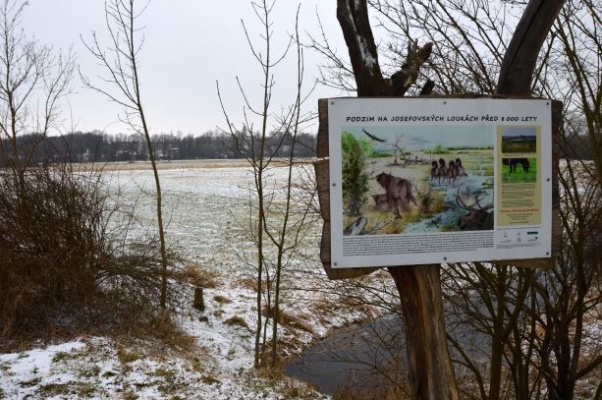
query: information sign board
[{"left": 328, "top": 98, "right": 553, "bottom": 268}]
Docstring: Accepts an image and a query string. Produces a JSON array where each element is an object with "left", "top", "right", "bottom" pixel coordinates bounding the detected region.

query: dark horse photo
[
  {"left": 501, "top": 157, "right": 537, "bottom": 184},
  {"left": 502, "top": 157, "right": 530, "bottom": 173}
]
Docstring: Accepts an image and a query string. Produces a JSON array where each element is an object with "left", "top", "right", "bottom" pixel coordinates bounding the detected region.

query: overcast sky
[{"left": 22, "top": 1, "right": 348, "bottom": 135}]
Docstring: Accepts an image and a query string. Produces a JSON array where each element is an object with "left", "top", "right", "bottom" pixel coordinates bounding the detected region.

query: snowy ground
[
  {"left": 0, "top": 162, "right": 370, "bottom": 400},
  {"left": 2, "top": 161, "right": 600, "bottom": 399}
]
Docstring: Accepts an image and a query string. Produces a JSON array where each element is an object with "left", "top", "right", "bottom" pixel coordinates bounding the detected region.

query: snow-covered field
[
  {"left": 2, "top": 161, "right": 599, "bottom": 399},
  {"left": 0, "top": 162, "right": 370, "bottom": 400}
]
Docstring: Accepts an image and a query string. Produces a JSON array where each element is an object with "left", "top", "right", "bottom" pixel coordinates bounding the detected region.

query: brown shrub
[
  {"left": 223, "top": 315, "right": 250, "bottom": 330},
  {"left": 0, "top": 164, "right": 183, "bottom": 349},
  {"left": 173, "top": 263, "right": 220, "bottom": 288}
]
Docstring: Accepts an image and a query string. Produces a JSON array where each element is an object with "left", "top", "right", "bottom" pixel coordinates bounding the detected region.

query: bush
[
  {"left": 0, "top": 164, "right": 177, "bottom": 347},
  {"left": 342, "top": 131, "right": 370, "bottom": 216}
]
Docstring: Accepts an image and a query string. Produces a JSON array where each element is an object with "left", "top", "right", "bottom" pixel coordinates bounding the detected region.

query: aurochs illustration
[
  {"left": 372, "top": 193, "right": 389, "bottom": 211},
  {"left": 375, "top": 172, "right": 417, "bottom": 218}
]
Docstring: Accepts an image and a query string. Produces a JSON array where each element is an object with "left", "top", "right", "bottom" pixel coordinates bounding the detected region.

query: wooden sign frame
[{"left": 314, "top": 97, "right": 562, "bottom": 279}]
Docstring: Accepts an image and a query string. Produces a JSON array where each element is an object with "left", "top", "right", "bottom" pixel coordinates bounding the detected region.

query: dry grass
[
  {"left": 213, "top": 295, "right": 232, "bottom": 304},
  {"left": 278, "top": 311, "right": 315, "bottom": 334},
  {"left": 223, "top": 316, "right": 250, "bottom": 330},
  {"left": 173, "top": 263, "right": 220, "bottom": 288},
  {"left": 235, "top": 276, "right": 270, "bottom": 292},
  {"left": 262, "top": 306, "right": 314, "bottom": 334}
]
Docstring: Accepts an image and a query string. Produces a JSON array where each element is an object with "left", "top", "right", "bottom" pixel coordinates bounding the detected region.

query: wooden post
[
  {"left": 315, "top": 98, "right": 459, "bottom": 399},
  {"left": 389, "top": 265, "right": 459, "bottom": 400},
  {"left": 193, "top": 287, "right": 205, "bottom": 312}
]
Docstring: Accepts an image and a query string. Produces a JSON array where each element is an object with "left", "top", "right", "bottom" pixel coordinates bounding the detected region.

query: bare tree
[
  {"left": 0, "top": 0, "right": 74, "bottom": 173},
  {"left": 391, "top": 133, "right": 404, "bottom": 166},
  {"left": 529, "top": 2, "right": 602, "bottom": 398},
  {"left": 333, "top": 2, "right": 457, "bottom": 399},
  {"left": 81, "top": 0, "right": 170, "bottom": 309},
  {"left": 218, "top": 0, "right": 318, "bottom": 369},
  {"left": 313, "top": 1, "right": 568, "bottom": 399},
  {"left": 338, "top": 1, "right": 600, "bottom": 399}
]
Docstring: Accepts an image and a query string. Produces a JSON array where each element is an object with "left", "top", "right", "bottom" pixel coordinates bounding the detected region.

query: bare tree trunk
[
  {"left": 217, "top": 0, "right": 310, "bottom": 369},
  {"left": 496, "top": 0, "right": 565, "bottom": 94},
  {"left": 336, "top": 1, "right": 458, "bottom": 398},
  {"left": 81, "top": 0, "right": 170, "bottom": 309},
  {"left": 140, "top": 111, "right": 168, "bottom": 308},
  {"left": 389, "top": 265, "right": 459, "bottom": 400}
]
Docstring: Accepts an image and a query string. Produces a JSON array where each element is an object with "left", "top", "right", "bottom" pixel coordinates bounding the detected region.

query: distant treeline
[
  {"left": 0, "top": 130, "right": 318, "bottom": 165},
  {"left": 1, "top": 129, "right": 595, "bottom": 166}
]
